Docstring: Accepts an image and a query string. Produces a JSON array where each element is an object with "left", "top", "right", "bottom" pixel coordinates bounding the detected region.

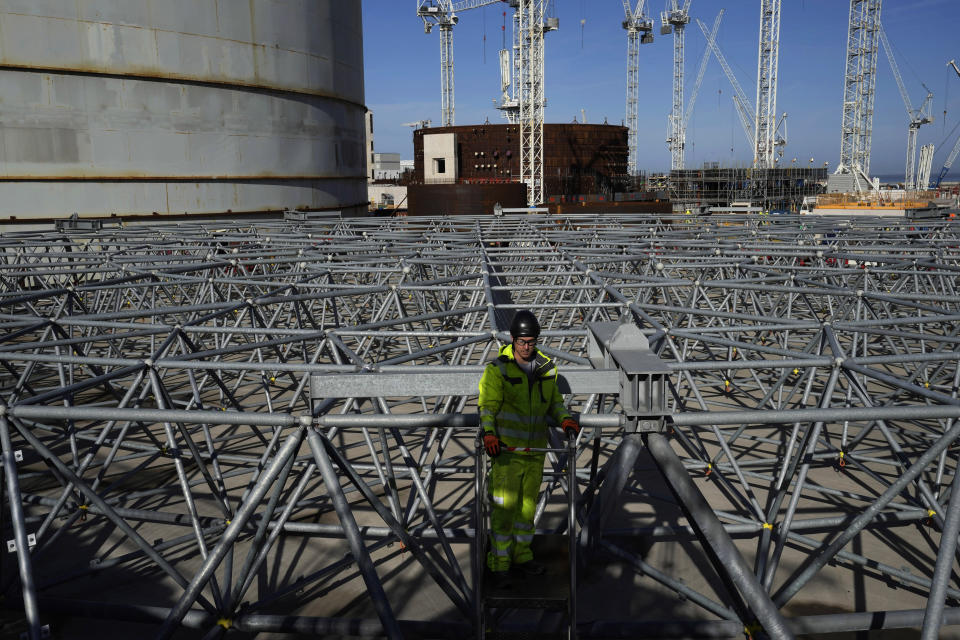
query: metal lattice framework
[
  {"left": 519, "top": 0, "right": 546, "bottom": 206},
  {"left": 663, "top": 1, "right": 691, "bottom": 172},
  {"left": 838, "top": 0, "right": 883, "bottom": 181},
  {"left": 4, "top": 214, "right": 960, "bottom": 638},
  {"left": 754, "top": 0, "right": 781, "bottom": 170},
  {"left": 622, "top": 1, "right": 653, "bottom": 178}
]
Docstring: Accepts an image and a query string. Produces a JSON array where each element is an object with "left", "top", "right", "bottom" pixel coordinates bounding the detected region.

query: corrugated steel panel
[{"left": 0, "top": 0, "right": 366, "bottom": 219}]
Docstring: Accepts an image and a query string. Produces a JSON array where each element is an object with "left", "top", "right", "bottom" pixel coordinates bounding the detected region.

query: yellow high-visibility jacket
[{"left": 478, "top": 344, "right": 572, "bottom": 453}]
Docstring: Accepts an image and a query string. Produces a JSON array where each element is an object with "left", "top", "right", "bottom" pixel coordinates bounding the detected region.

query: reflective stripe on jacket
[{"left": 478, "top": 344, "right": 572, "bottom": 453}]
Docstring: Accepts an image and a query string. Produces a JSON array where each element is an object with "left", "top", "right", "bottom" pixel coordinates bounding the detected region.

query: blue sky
[{"left": 362, "top": 1, "right": 960, "bottom": 177}]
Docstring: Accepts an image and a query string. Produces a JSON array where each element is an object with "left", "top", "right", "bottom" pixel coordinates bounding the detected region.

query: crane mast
[
  {"left": 837, "top": 0, "right": 882, "bottom": 188},
  {"left": 518, "top": 0, "right": 551, "bottom": 205},
  {"left": 917, "top": 143, "right": 935, "bottom": 190},
  {"left": 496, "top": 1, "right": 521, "bottom": 123},
  {"left": 754, "top": 0, "right": 781, "bottom": 169},
  {"left": 622, "top": 1, "right": 653, "bottom": 177},
  {"left": 661, "top": 1, "right": 691, "bottom": 171}
]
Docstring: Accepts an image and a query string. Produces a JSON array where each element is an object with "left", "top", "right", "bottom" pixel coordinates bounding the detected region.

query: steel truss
[{"left": 2, "top": 214, "right": 960, "bottom": 638}]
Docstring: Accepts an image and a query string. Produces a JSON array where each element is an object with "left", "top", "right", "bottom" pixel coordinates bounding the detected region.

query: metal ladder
[{"left": 474, "top": 433, "right": 578, "bottom": 640}]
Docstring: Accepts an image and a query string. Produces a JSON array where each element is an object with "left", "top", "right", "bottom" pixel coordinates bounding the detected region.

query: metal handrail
[{"left": 474, "top": 432, "right": 578, "bottom": 639}]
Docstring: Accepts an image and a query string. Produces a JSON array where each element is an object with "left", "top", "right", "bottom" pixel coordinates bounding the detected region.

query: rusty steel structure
[
  {"left": 412, "top": 124, "right": 630, "bottom": 203},
  {"left": 3, "top": 214, "right": 960, "bottom": 638},
  {"left": 0, "top": 1, "right": 368, "bottom": 220}
]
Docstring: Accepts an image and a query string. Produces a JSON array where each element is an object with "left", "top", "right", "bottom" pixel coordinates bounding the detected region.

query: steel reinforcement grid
[{"left": 2, "top": 213, "right": 960, "bottom": 639}]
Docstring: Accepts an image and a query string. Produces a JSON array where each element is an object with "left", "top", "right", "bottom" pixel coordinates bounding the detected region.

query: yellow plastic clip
[
  {"left": 217, "top": 618, "right": 232, "bottom": 629},
  {"left": 704, "top": 463, "right": 713, "bottom": 476},
  {"left": 792, "top": 368, "right": 800, "bottom": 375},
  {"left": 924, "top": 381, "right": 930, "bottom": 388},
  {"left": 762, "top": 522, "right": 773, "bottom": 530},
  {"left": 928, "top": 510, "right": 937, "bottom": 518}
]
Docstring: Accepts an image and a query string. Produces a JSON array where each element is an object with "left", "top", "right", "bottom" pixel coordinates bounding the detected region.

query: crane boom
[
  {"left": 937, "top": 135, "right": 960, "bottom": 186},
  {"left": 879, "top": 23, "right": 933, "bottom": 188},
  {"left": 934, "top": 61, "right": 960, "bottom": 186},
  {"left": 879, "top": 25, "right": 913, "bottom": 115},
  {"left": 684, "top": 12, "right": 722, "bottom": 129},
  {"left": 452, "top": 0, "right": 505, "bottom": 10},
  {"left": 419, "top": 0, "right": 507, "bottom": 127},
  {"left": 698, "top": 17, "right": 755, "bottom": 148}
]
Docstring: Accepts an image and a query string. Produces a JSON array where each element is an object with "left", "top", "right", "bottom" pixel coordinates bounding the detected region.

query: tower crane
[
  {"left": 879, "top": 24, "right": 933, "bottom": 190},
  {"left": 418, "top": 0, "right": 508, "bottom": 127},
  {"left": 518, "top": 0, "right": 555, "bottom": 205},
  {"left": 661, "top": 0, "right": 692, "bottom": 171},
  {"left": 836, "top": 0, "right": 882, "bottom": 191},
  {"left": 621, "top": 1, "right": 654, "bottom": 177},
  {"left": 754, "top": 0, "right": 782, "bottom": 169}
]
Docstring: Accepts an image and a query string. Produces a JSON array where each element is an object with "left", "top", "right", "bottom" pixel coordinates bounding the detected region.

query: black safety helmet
[{"left": 510, "top": 310, "right": 541, "bottom": 339}]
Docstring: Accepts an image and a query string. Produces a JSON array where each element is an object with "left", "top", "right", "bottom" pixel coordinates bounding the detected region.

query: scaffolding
[
  {"left": 671, "top": 166, "right": 827, "bottom": 212},
  {"left": 3, "top": 214, "right": 960, "bottom": 638}
]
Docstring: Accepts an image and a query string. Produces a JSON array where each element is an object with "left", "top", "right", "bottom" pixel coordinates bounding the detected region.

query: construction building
[
  {"left": 408, "top": 123, "right": 670, "bottom": 215},
  {"left": 670, "top": 165, "right": 828, "bottom": 213}
]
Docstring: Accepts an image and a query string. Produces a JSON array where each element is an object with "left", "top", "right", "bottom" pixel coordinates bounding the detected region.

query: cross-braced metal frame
[{"left": 3, "top": 214, "right": 960, "bottom": 639}]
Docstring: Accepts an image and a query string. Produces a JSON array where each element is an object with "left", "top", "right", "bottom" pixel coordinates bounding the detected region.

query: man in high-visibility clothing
[{"left": 479, "top": 310, "right": 579, "bottom": 586}]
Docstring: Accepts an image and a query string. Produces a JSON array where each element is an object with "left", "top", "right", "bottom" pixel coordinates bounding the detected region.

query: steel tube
[
  {"left": 0, "top": 416, "right": 41, "bottom": 640},
  {"left": 773, "top": 411, "right": 960, "bottom": 606},
  {"left": 307, "top": 430, "right": 403, "bottom": 640},
  {"left": 921, "top": 455, "right": 960, "bottom": 639},
  {"left": 646, "top": 432, "right": 794, "bottom": 639},
  {"left": 156, "top": 426, "right": 305, "bottom": 637}
]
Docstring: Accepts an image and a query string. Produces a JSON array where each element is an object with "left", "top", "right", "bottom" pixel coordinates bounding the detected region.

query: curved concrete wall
[{"left": 0, "top": 0, "right": 367, "bottom": 219}]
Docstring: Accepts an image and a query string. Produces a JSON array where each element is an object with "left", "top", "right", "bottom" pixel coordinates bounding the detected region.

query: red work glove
[
  {"left": 561, "top": 418, "right": 580, "bottom": 438},
  {"left": 483, "top": 434, "right": 501, "bottom": 457}
]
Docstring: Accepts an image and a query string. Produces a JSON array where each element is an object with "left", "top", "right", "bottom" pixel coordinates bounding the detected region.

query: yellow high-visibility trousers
[{"left": 487, "top": 453, "right": 543, "bottom": 572}]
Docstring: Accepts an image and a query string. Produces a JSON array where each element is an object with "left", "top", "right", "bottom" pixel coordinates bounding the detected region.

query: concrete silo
[{"left": 0, "top": 1, "right": 367, "bottom": 219}]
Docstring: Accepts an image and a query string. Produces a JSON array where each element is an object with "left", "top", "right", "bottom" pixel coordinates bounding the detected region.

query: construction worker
[{"left": 478, "top": 310, "right": 579, "bottom": 587}]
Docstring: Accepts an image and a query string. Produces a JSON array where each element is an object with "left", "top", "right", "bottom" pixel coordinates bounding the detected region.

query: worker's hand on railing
[
  {"left": 483, "top": 433, "right": 501, "bottom": 457},
  {"left": 561, "top": 418, "right": 580, "bottom": 439}
]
